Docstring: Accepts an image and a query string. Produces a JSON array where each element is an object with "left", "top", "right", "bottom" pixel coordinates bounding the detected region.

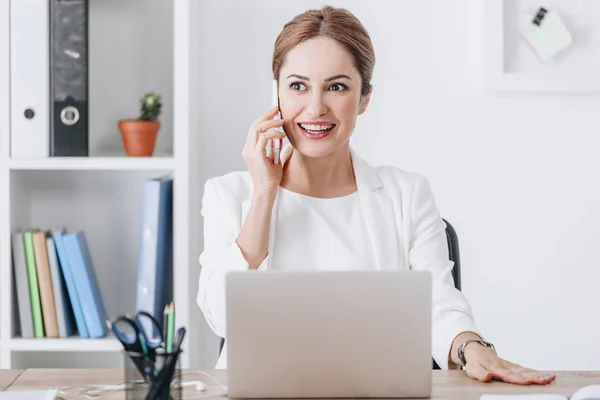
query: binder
[
  {"left": 50, "top": 0, "right": 89, "bottom": 156},
  {"left": 10, "top": 0, "right": 50, "bottom": 158},
  {"left": 135, "top": 178, "right": 174, "bottom": 336}
]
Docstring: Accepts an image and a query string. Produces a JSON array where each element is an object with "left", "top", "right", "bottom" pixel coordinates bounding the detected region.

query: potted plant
[{"left": 118, "top": 92, "right": 162, "bottom": 157}]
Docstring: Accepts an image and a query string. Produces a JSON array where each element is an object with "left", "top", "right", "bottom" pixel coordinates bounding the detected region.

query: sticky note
[{"left": 521, "top": 7, "right": 573, "bottom": 62}]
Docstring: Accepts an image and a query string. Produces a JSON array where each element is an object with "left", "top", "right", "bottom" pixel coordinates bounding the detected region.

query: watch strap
[{"left": 457, "top": 339, "right": 496, "bottom": 366}]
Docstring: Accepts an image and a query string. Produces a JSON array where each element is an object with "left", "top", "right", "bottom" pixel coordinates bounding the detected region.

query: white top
[
  {"left": 270, "top": 188, "right": 376, "bottom": 271},
  {"left": 197, "top": 145, "right": 482, "bottom": 371}
]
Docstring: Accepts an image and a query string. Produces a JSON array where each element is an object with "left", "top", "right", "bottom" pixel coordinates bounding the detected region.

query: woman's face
[{"left": 278, "top": 36, "right": 371, "bottom": 159}]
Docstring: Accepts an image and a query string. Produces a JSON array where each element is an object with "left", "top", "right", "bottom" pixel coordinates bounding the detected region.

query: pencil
[
  {"left": 171, "top": 302, "right": 176, "bottom": 350},
  {"left": 166, "top": 302, "right": 174, "bottom": 353},
  {"left": 163, "top": 303, "right": 170, "bottom": 348}
]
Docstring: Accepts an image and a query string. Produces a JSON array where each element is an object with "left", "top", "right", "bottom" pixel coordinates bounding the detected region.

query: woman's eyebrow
[{"left": 286, "top": 74, "right": 352, "bottom": 82}]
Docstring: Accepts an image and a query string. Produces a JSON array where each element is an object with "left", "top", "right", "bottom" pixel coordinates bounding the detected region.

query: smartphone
[{"left": 271, "top": 79, "right": 284, "bottom": 164}]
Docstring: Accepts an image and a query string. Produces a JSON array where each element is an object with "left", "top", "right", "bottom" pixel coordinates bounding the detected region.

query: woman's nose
[{"left": 306, "top": 91, "right": 327, "bottom": 117}]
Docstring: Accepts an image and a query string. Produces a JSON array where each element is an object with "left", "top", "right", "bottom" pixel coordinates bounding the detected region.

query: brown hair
[{"left": 272, "top": 5, "right": 375, "bottom": 97}]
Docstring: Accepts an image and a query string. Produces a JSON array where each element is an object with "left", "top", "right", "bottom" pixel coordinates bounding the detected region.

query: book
[
  {"left": 23, "top": 232, "right": 45, "bottom": 338},
  {"left": 63, "top": 231, "right": 107, "bottom": 338},
  {"left": 11, "top": 232, "right": 34, "bottom": 338},
  {"left": 32, "top": 231, "right": 59, "bottom": 338},
  {"left": 46, "top": 235, "right": 76, "bottom": 337},
  {"left": 52, "top": 230, "right": 88, "bottom": 338}
]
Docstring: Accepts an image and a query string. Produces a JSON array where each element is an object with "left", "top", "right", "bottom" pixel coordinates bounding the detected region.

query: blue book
[
  {"left": 63, "top": 231, "right": 107, "bottom": 338},
  {"left": 46, "top": 235, "right": 76, "bottom": 337},
  {"left": 135, "top": 177, "right": 173, "bottom": 338},
  {"left": 53, "top": 231, "right": 88, "bottom": 338}
]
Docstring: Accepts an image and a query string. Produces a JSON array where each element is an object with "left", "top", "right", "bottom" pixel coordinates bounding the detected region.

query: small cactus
[{"left": 139, "top": 92, "right": 162, "bottom": 121}]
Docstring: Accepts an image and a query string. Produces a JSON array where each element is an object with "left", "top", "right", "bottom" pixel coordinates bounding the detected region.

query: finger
[
  {"left": 256, "top": 133, "right": 278, "bottom": 160},
  {"left": 467, "top": 365, "right": 494, "bottom": 383},
  {"left": 256, "top": 128, "right": 286, "bottom": 144},
  {"left": 511, "top": 365, "right": 556, "bottom": 384},
  {"left": 255, "top": 118, "right": 285, "bottom": 135},
  {"left": 489, "top": 365, "right": 533, "bottom": 385},
  {"left": 250, "top": 106, "right": 280, "bottom": 130},
  {"left": 265, "top": 139, "right": 272, "bottom": 159},
  {"left": 527, "top": 372, "right": 556, "bottom": 384},
  {"left": 246, "top": 107, "right": 280, "bottom": 146}
]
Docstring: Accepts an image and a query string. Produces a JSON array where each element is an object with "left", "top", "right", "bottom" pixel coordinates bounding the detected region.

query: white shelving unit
[
  {"left": 8, "top": 156, "right": 176, "bottom": 172},
  {"left": 0, "top": 0, "right": 203, "bottom": 369}
]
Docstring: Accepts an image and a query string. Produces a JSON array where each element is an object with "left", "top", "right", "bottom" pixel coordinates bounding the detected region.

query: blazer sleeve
[
  {"left": 196, "top": 178, "right": 267, "bottom": 338},
  {"left": 409, "top": 175, "right": 484, "bottom": 370}
]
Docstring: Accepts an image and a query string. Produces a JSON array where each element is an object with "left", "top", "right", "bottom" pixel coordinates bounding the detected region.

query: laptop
[{"left": 225, "top": 270, "right": 433, "bottom": 398}]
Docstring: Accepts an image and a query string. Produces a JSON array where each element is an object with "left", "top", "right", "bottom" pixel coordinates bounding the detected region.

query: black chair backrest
[
  {"left": 219, "top": 218, "right": 462, "bottom": 369},
  {"left": 432, "top": 219, "right": 462, "bottom": 370},
  {"left": 443, "top": 219, "right": 461, "bottom": 292}
]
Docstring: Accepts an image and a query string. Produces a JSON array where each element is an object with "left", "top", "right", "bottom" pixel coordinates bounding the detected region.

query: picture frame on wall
[{"left": 485, "top": 0, "right": 600, "bottom": 94}]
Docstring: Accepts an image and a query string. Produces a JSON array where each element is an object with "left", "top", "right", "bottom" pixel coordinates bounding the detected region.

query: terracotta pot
[{"left": 118, "top": 119, "right": 160, "bottom": 157}]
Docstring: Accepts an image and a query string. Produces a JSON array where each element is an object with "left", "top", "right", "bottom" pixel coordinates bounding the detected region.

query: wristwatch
[{"left": 457, "top": 339, "right": 496, "bottom": 366}]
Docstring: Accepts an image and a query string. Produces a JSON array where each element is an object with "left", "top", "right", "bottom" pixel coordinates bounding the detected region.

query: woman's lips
[{"left": 297, "top": 123, "right": 336, "bottom": 139}]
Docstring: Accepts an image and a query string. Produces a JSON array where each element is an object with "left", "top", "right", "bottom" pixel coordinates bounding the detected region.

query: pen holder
[{"left": 123, "top": 350, "right": 182, "bottom": 400}]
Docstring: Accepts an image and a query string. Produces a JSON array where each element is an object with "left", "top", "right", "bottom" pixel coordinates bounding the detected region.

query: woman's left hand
[{"left": 464, "top": 345, "right": 556, "bottom": 385}]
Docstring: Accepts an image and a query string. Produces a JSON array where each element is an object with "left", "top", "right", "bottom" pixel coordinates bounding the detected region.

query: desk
[
  {"left": 2, "top": 369, "right": 600, "bottom": 399},
  {"left": 0, "top": 370, "right": 23, "bottom": 391}
]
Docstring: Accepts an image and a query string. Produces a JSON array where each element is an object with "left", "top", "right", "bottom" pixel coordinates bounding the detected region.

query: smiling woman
[
  {"left": 196, "top": 5, "right": 556, "bottom": 386},
  {"left": 272, "top": 7, "right": 373, "bottom": 164}
]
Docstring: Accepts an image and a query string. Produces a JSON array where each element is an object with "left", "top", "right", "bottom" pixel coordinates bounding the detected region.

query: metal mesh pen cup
[{"left": 123, "top": 349, "right": 182, "bottom": 400}]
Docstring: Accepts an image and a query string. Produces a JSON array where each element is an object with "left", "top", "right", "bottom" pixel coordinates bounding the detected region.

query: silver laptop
[{"left": 225, "top": 270, "right": 433, "bottom": 398}]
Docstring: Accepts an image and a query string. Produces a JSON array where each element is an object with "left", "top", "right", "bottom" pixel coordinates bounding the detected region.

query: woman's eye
[
  {"left": 329, "top": 83, "right": 348, "bottom": 92},
  {"left": 290, "top": 82, "right": 306, "bottom": 91}
]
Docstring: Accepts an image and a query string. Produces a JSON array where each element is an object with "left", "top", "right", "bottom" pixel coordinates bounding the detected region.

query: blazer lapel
[{"left": 351, "top": 149, "right": 402, "bottom": 271}]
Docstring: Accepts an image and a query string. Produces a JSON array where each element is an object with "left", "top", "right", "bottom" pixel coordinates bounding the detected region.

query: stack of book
[{"left": 11, "top": 230, "right": 107, "bottom": 339}]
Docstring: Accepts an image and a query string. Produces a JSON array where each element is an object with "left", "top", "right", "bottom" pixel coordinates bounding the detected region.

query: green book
[{"left": 23, "top": 232, "right": 45, "bottom": 338}]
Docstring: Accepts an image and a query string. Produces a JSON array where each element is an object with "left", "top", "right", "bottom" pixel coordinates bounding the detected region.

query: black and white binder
[
  {"left": 10, "top": 0, "right": 50, "bottom": 158},
  {"left": 50, "top": 0, "right": 89, "bottom": 156}
]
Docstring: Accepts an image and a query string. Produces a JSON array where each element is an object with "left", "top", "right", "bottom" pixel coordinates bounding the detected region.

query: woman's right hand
[{"left": 242, "top": 106, "right": 286, "bottom": 195}]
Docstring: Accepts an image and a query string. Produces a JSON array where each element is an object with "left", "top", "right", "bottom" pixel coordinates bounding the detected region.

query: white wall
[{"left": 195, "top": 0, "right": 600, "bottom": 370}]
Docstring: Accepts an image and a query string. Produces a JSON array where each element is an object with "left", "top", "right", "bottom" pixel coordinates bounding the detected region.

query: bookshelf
[
  {"left": 8, "top": 155, "right": 176, "bottom": 171},
  {"left": 0, "top": 1, "right": 203, "bottom": 369}
]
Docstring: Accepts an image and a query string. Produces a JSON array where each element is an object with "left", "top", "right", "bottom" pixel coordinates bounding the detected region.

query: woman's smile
[{"left": 297, "top": 122, "right": 337, "bottom": 139}]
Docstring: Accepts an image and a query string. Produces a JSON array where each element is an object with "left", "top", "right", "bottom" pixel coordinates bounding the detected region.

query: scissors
[{"left": 110, "top": 311, "right": 164, "bottom": 376}]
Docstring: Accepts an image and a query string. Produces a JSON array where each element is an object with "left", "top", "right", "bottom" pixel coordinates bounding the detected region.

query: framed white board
[{"left": 485, "top": 0, "right": 600, "bottom": 94}]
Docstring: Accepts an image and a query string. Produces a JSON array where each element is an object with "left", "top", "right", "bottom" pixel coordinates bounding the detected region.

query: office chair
[
  {"left": 431, "top": 218, "right": 462, "bottom": 370},
  {"left": 218, "top": 218, "right": 462, "bottom": 369}
]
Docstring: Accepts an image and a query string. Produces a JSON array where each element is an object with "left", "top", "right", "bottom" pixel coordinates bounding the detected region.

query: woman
[{"left": 197, "top": 5, "right": 556, "bottom": 385}]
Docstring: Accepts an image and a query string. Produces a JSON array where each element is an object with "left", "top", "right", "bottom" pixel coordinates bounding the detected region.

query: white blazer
[{"left": 197, "top": 145, "right": 482, "bottom": 370}]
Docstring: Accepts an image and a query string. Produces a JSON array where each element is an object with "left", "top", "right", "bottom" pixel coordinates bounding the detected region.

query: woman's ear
[{"left": 358, "top": 86, "right": 373, "bottom": 115}]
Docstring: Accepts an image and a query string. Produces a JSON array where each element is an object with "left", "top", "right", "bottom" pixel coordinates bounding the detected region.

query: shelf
[
  {"left": 8, "top": 156, "right": 175, "bottom": 171},
  {"left": 9, "top": 337, "right": 122, "bottom": 352}
]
